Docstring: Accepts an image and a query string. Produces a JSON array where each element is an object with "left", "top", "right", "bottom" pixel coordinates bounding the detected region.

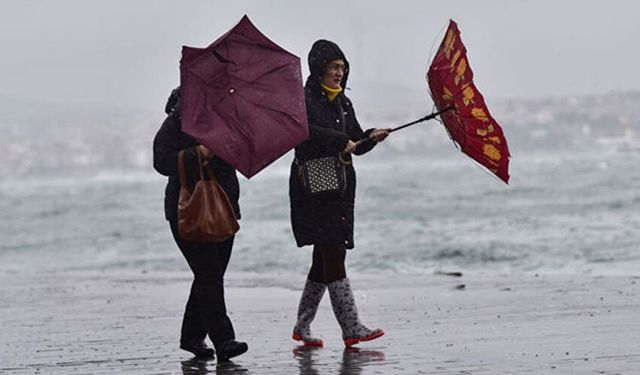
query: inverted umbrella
[
  {"left": 427, "top": 20, "right": 510, "bottom": 183},
  {"left": 355, "top": 20, "right": 510, "bottom": 183},
  {"left": 180, "top": 15, "right": 309, "bottom": 179}
]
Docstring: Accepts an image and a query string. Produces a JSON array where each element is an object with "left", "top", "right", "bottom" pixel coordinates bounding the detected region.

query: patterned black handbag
[
  {"left": 297, "top": 98, "right": 350, "bottom": 196},
  {"left": 298, "top": 156, "right": 346, "bottom": 196}
]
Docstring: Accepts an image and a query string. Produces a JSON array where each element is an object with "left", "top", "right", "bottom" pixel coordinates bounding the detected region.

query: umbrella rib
[
  {"left": 244, "top": 96, "right": 303, "bottom": 128},
  {"left": 467, "top": 155, "right": 509, "bottom": 183},
  {"left": 232, "top": 61, "right": 294, "bottom": 87},
  {"left": 427, "top": 21, "right": 451, "bottom": 70},
  {"left": 427, "top": 25, "right": 468, "bottom": 94},
  {"left": 186, "top": 70, "right": 210, "bottom": 87}
]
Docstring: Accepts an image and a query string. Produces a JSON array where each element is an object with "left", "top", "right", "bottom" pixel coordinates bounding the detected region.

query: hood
[
  {"left": 164, "top": 87, "right": 181, "bottom": 115},
  {"left": 307, "top": 39, "right": 350, "bottom": 89}
]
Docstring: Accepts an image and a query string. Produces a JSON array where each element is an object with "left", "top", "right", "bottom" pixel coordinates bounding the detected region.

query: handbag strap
[
  {"left": 336, "top": 98, "right": 353, "bottom": 165},
  {"left": 195, "top": 146, "right": 219, "bottom": 182},
  {"left": 336, "top": 98, "right": 347, "bottom": 133},
  {"left": 178, "top": 147, "right": 218, "bottom": 189},
  {"left": 194, "top": 147, "right": 206, "bottom": 181},
  {"left": 178, "top": 150, "right": 189, "bottom": 188}
]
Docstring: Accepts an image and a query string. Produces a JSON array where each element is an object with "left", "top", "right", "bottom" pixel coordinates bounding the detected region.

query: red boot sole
[
  {"left": 292, "top": 333, "right": 324, "bottom": 347},
  {"left": 343, "top": 329, "right": 385, "bottom": 347}
]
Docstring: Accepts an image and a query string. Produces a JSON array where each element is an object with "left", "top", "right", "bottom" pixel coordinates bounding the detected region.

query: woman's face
[{"left": 321, "top": 59, "right": 345, "bottom": 89}]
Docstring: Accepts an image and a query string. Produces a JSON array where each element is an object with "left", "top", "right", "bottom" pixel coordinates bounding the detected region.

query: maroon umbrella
[{"left": 180, "top": 15, "right": 308, "bottom": 178}]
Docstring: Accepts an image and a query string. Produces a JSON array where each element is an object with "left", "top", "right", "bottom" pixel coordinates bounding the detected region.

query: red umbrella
[
  {"left": 353, "top": 20, "right": 510, "bottom": 183},
  {"left": 427, "top": 20, "right": 511, "bottom": 183},
  {"left": 180, "top": 15, "right": 309, "bottom": 179}
]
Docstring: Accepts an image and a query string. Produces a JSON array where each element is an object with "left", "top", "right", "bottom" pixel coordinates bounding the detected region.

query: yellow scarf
[{"left": 320, "top": 83, "right": 343, "bottom": 102}]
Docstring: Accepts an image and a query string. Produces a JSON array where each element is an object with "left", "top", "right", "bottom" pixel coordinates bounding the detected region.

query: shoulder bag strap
[
  {"left": 196, "top": 146, "right": 219, "bottom": 183},
  {"left": 194, "top": 146, "right": 206, "bottom": 181},
  {"left": 178, "top": 150, "right": 189, "bottom": 187},
  {"left": 336, "top": 97, "right": 347, "bottom": 133},
  {"left": 179, "top": 147, "right": 209, "bottom": 188},
  {"left": 336, "top": 97, "right": 352, "bottom": 165}
]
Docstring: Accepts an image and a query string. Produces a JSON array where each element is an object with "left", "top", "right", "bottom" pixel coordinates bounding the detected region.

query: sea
[{"left": 1, "top": 147, "right": 639, "bottom": 277}]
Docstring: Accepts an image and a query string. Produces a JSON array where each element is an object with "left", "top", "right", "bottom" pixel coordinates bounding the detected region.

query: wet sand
[{"left": 1, "top": 270, "right": 639, "bottom": 374}]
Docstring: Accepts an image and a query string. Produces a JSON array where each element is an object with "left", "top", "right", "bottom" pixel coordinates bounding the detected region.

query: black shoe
[
  {"left": 217, "top": 340, "right": 248, "bottom": 362},
  {"left": 180, "top": 339, "right": 215, "bottom": 359}
]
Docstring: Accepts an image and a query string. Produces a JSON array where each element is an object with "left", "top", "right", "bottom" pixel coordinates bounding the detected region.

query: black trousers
[{"left": 170, "top": 221, "right": 235, "bottom": 351}]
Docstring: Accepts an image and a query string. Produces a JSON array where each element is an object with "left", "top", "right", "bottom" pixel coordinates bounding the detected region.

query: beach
[
  {"left": 1, "top": 151, "right": 639, "bottom": 374},
  {"left": 1, "top": 270, "right": 638, "bottom": 374}
]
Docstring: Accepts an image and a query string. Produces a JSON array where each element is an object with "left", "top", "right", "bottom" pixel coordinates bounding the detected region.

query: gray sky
[{"left": 2, "top": 0, "right": 639, "bottom": 111}]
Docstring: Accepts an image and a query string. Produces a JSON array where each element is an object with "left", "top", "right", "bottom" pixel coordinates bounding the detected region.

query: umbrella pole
[
  {"left": 352, "top": 106, "right": 453, "bottom": 147},
  {"left": 390, "top": 106, "right": 453, "bottom": 133}
]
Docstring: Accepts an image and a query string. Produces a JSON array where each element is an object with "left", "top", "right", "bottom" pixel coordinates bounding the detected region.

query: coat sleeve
[
  {"left": 343, "top": 99, "right": 376, "bottom": 156},
  {"left": 308, "top": 122, "right": 351, "bottom": 154},
  {"left": 353, "top": 129, "right": 376, "bottom": 155},
  {"left": 152, "top": 114, "right": 198, "bottom": 180}
]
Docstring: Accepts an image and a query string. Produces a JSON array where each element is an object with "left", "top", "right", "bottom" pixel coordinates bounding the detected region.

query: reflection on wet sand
[
  {"left": 181, "top": 358, "right": 249, "bottom": 374},
  {"left": 293, "top": 345, "right": 385, "bottom": 375}
]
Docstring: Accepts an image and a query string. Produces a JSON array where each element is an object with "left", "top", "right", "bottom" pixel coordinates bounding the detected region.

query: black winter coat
[
  {"left": 153, "top": 89, "right": 240, "bottom": 223},
  {"left": 289, "top": 40, "right": 377, "bottom": 249}
]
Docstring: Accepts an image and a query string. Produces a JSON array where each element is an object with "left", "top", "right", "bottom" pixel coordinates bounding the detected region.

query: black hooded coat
[
  {"left": 289, "top": 40, "right": 377, "bottom": 249},
  {"left": 153, "top": 88, "right": 240, "bottom": 224}
]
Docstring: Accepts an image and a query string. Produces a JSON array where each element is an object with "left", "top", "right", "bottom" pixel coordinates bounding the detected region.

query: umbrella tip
[{"left": 240, "top": 14, "right": 252, "bottom": 24}]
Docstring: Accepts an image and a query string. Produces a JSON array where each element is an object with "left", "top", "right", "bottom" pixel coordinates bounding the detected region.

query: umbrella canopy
[
  {"left": 180, "top": 15, "right": 309, "bottom": 179},
  {"left": 427, "top": 20, "right": 510, "bottom": 183}
]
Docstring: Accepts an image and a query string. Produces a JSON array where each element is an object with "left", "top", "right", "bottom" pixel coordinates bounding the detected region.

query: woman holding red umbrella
[{"left": 289, "top": 40, "right": 390, "bottom": 347}]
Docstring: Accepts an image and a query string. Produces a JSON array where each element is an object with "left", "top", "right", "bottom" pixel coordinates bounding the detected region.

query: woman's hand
[
  {"left": 197, "top": 144, "right": 215, "bottom": 160},
  {"left": 343, "top": 140, "right": 357, "bottom": 154},
  {"left": 370, "top": 128, "right": 391, "bottom": 142}
]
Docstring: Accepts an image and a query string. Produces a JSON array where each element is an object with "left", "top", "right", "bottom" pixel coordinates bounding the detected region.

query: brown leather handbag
[{"left": 177, "top": 148, "right": 239, "bottom": 242}]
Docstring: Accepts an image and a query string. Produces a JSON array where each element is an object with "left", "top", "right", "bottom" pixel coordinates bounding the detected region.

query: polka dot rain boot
[
  {"left": 292, "top": 279, "right": 326, "bottom": 347},
  {"left": 327, "top": 278, "right": 384, "bottom": 347}
]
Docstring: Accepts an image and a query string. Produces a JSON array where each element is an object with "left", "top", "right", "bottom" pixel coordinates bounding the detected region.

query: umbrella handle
[
  {"left": 352, "top": 106, "right": 453, "bottom": 147},
  {"left": 338, "top": 152, "right": 352, "bottom": 165}
]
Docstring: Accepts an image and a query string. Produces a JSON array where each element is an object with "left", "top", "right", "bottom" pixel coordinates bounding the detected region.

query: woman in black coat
[
  {"left": 153, "top": 88, "right": 247, "bottom": 361},
  {"left": 290, "top": 40, "right": 389, "bottom": 347}
]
